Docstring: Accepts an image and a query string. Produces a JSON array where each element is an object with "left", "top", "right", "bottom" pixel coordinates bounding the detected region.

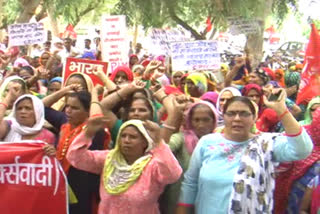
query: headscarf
[
  {"left": 262, "top": 67, "right": 275, "bottom": 80},
  {"left": 179, "top": 73, "right": 189, "bottom": 92},
  {"left": 103, "top": 120, "right": 155, "bottom": 195},
  {"left": 285, "top": 71, "right": 301, "bottom": 101},
  {"left": 64, "top": 72, "right": 93, "bottom": 92},
  {"left": 300, "top": 96, "right": 320, "bottom": 126},
  {"left": 184, "top": 72, "right": 208, "bottom": 96},
  {"left": 216, "top": 87, "right": 241, "bottom": 127},
  {"left": 171, "top": 71, "right": 184, "bottom": 87},
  {"left": 49, "top": 77, "right": 62, "bottom": 84},
  {"left": 254, "top": 68, "right": 270, "bottom": 86},
  {"left": 274, "top": 108, "right": 320, "bottom": 213},
  {"left": 0, "top": 76, "right": 27, "bottom": 100},
  {"left": 183, "top": 101, "right": 218, "bottom": 154},
  {"left": 275, "top": 69, "right": 285, "bottom": 87},
  {"left": 39, "top": 51, "right": 51, "bottom": 66},
  {"left": 13, "top": 57, "right": 30, "bottom": 67},
  {"left": 200, "top": 91, "right": 219, "bottom": 106},
  {"left": 109, "top": 66, "right": 134, "bottom": 83},
  {"left": 203, "top": 71, "right": 218, "bottom": 90},
  {"left": 132, "top": 65, "right": 144, "bottom": 77},
  {"left": 220, "top": 63, "right": 229, "bottom": 78},
  {"left": 53, "top": 73, "right": 93, "bottom": 111},
  {"left": 129, "top": 54, "right": 138, "bottom": 61},
  {"left": 241, "top": 84, "right": 264, "bottom": 115},
  {"left": 4, "top": 95, "right": 44, "bottom": 142},
  {"left": 285, "top": 71, "right": 301, "bottom": 88}
]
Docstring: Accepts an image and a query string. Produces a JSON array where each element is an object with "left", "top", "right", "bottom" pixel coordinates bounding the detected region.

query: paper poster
[
  {"left": 149, "top": 28, "right": 190, "bottom": 55},
  {"left": 0, "top": 142, "right": 68, "bottom": 214},
  {"left": 100, "top": 15, "right": 129, "bottom": 73},
  {"left": 63, "top": 57, "right": 108, "bottom": 86},
  {"left": 170, "top": 40, "right": 220, "bottom": 71},
  {"left": 8, "top": 22, "right": 47, "bottom": 46},
  {"left": 228, "top": 17, "right": 260, "bottom": 35}
]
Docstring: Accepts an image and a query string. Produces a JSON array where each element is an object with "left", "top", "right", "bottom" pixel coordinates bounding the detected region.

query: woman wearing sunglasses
[{"left": 176, "top": 89, "right": 313, "bottom": 214}]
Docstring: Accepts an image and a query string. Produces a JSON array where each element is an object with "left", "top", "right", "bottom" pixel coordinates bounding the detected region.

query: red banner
[
  {"left": 0, "top": 142, "right": 68, "bottom": 214},
  {"left": 64, "top": 57, "right": 108, "bottom": 86},
  {"left": 296, "top": 24, "right": 320, "bottom": 105}
]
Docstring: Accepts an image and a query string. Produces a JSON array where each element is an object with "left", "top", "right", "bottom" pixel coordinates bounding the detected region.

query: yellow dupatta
[{"left": 103, "top": 120, "right": 155, "bottom": 195}]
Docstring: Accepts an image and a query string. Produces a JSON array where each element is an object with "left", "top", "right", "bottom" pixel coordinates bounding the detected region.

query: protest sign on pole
[
  {"left": 8, "top": 22, "right": 47, "bottom": 47},
  {"left": 0, "top": 141, "right": 68, "bottom": 214},
  {"left": 228, "top": 17, "right": 260, "bottom": 35},
  {"left": 63, "top": 57, "right": 108, "bottom": 86},
  {"left": 101, "top": 15, "right": 129, "bottom": 73},
  {"left": 148, "top": 28, "right": 190, "bottom": 55},
  {"left": 170, "top": 40, "right": 220, "bottom": 71}
]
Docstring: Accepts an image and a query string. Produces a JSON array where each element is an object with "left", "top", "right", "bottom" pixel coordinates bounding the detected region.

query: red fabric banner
[
  {"left": 0, "top": 142, "right": 68, "bottom": 214},
  {"left": 63, "top": 24, "right": 77, "bottom": 40},
  {"left": 296, "top": 24, "right": 320, "bottom": 105},
  {"left": 64, "top": 57, "right": 108, "bottom": 86}
]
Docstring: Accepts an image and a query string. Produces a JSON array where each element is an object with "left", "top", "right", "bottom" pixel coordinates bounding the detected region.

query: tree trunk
[
  {"left": 0, "top": 0, "right": 6, "bottom": 32},
  {"left": 16, "top": 0, "right": 41, "bottom": 23},
  {"left": 244, "top": 0, "right": 273, "bottom": 70},
  {"left": 133, "top": 23, "right": 138, "bottom": 48},
  {"left": 47, "top": 6, "right": 60, "bottom": 37},
  {"left": 245, "top": 20, "right": 265, "bottom": 69}
]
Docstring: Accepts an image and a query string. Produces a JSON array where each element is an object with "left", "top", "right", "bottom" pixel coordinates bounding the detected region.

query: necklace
[{"left": 57, "top": 123, "right": 86, "bottom": 161}]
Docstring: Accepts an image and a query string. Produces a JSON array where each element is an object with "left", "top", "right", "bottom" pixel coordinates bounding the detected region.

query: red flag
[
  {"left": 63, "top": 24, "right": 77, "bottom": 40},
  {"left": 296, "top": 24, "right": 320, "bottom": 105},
  {"left": 206, "top": 16, "right": 212, "bottom": 32}
]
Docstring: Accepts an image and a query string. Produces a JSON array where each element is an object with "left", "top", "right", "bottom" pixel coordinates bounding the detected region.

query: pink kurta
[{"left": 67, "top": 132, "right": 182, "bottom": 214}]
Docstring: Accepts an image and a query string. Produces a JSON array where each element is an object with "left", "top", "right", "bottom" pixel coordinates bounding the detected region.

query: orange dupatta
[{"left": 56, "top": 122, "right": 87, "bottom": 174}]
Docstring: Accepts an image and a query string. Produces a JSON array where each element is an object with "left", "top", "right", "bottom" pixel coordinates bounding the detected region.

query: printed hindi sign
[
  {"left": 170, "top": 40, "right": 220, "bottom": 71},
  {"left": 63, "top": 57, "right": 108, "bottom": 86},
  {"left": 149, "top": 28, "right": 190, "bottom": 55},
  {"left": 0, "top": 142, "right": 68, "bottom": 214},
  {"left": 228, "top": 17, "right": 260, "bottom": 35},
  {"left": 8, "top": 22, "right": 46, "bottom": 47},
  {"left": 101, "top": 15, "right": 129, "bottom": 73}
]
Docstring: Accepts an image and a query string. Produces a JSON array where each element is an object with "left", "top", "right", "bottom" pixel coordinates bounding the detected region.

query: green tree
[
  {"left": 114, "top": 0, "right": 299, "bottom": 67},
  {"left": 0, "top": 0, "right": 117, "bottom": 30}
]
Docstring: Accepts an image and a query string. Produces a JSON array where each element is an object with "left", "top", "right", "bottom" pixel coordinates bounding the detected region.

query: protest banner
[
  {"left": 101, "top": 15, "right": 129, "bottom": 73},
  {"left": 228, "top": 17, "right": 260, "bottom": 35},
  {"left": 149, "top": 28, "right": 190, "bottom": 55},
  {"left": 8, "top": 22, "right": 46, "bottom": 47},
  {"left": 0, "top": 141, "right": 68, "bottom": 214},
  {"left": 296, "top": 23, "right": 320, "bottom": 105},
  {"left": 170, "top": 40, "right": 220, "bottom": 71},
  {"left": 63, "top": 57, "right": 108, "bottom": 86}
]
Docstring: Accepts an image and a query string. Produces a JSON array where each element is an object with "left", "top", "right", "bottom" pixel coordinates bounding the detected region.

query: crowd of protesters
[{"left": 0, "top": 33, "right": 319, "bottom": 214}]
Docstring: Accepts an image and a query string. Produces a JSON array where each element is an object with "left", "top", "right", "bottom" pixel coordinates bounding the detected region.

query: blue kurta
[{"left": 179, "top": 130, "right": 313, "bottom": 213}]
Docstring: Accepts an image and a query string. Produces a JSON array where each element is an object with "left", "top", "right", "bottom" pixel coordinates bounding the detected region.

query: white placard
[
  {"left": 228, "top": 17, "right": 260, "bottom": 35},
  {"left": 8, "top": 22, "right": 46, "bottom": 47},
  {"left": 149, "top": 28, "right": 190, "bottom": 55},
  {"left": 170, "top": 40, "right": 220, "bottom": 71},
  {"left": 101, "top": 15, "right": 129, "bottom": 73}
]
